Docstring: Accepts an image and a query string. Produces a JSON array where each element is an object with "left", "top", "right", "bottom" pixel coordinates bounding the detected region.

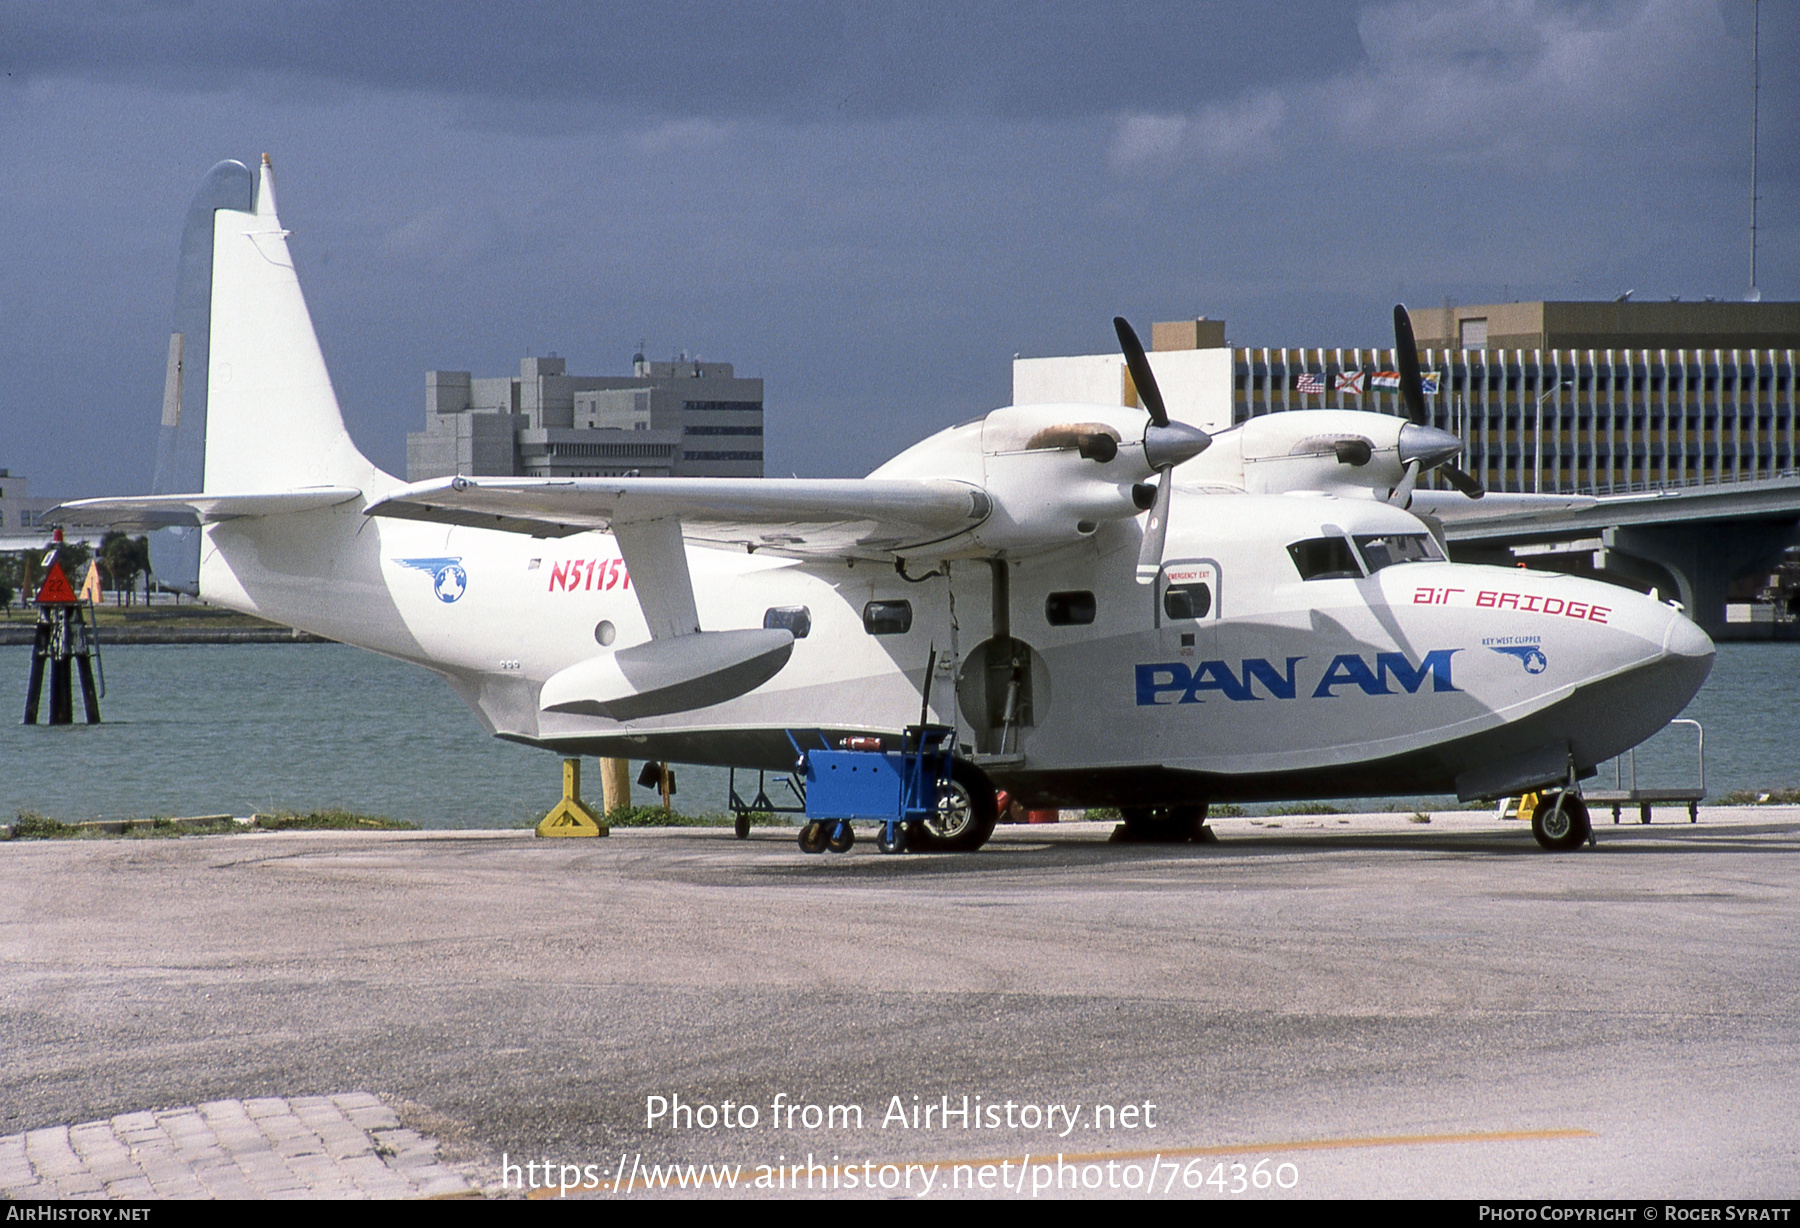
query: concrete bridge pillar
[{"left": 1599, "top": 522, "right": 1800, "bottom": 639}]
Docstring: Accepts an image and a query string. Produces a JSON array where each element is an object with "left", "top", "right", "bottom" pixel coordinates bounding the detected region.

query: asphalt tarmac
[{"left": 4, "top": 809, "right": 1798, "bottom": 1200}]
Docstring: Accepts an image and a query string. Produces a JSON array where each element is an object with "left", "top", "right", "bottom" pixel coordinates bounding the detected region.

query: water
[
  {"left": 0, "top": 643, "right": 736, "bottom": 828},
  {"left": 1602, "top": 642, "right": 1800, "bottom": 798},
  {"left": 2, "top": 642, "right": 1796, "bottom": 826}
]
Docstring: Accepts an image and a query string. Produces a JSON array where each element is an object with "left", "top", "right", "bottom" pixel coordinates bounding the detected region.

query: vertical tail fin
[{"left": 203, "top": 154, "right": 384, "bottom": 495}]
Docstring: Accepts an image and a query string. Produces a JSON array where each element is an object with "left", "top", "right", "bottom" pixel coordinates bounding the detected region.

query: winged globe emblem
[
  {"left": 397, "top": 557, "right": 467, "bottom": 603},
  {"left": 1488, "top": 644, "right": 1548, "bottom": 674}
]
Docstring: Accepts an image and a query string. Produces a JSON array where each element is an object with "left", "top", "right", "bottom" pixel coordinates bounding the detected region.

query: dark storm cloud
[
  {"left": 2, "top": 0, "right": 1368, "bottom": 119},
  {"left": 0, "top": 1, "right": 1790, "bottom": 497}
]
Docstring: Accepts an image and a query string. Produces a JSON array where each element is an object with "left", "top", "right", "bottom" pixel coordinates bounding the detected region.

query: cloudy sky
[{"left": 1, "top": 0, "right": 1791, "bottom": 497}]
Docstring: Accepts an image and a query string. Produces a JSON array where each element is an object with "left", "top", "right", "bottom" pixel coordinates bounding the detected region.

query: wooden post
[{"left": 599, "top": 757, "right": 631, "bottom": 817}]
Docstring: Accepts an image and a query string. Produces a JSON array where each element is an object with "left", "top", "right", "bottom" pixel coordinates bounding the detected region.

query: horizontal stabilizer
[
  {"left": 366, "top": 475, "right": 991, "bottom": 558},
  {"left": 48, "top": 487, "right": 361, "bottom": 531},
  {"left": 540, "top": 628, "right": 795, "bottom": 720}
]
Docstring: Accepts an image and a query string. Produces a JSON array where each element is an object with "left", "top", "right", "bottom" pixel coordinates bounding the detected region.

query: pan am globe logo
[
  {"left": 397, "top": 557, "right": 468, "bottom": 603},
  {"left": 1485, "top": 637, "right": 1547, "bottom": 674}
]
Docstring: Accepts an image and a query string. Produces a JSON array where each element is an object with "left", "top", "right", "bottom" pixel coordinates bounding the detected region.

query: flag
[
  {"left": 1371, "top": 371, "right": 1401, "bottom": 390},
  {"left": 1335, "top": 371, "right": 1366, "bottom": 395},
  {"left": 1294, "top": 372, "right": 1324, "bottom": 394},
  {"left": 79, "top": 561, "right": 104, "bottom": 605}
]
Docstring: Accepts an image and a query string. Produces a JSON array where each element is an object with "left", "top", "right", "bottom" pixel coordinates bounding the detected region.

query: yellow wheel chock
[
  {"left": 537, "top": 758, "right": 608, "bottom": 838},
  {"left": 1497, "top": 791, "right": 1539, "bottom": 822}
]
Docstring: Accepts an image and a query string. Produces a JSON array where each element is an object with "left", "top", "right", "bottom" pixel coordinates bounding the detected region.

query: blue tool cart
[{"left": 792, "top": 724, "right": 957, "bottom": 854}]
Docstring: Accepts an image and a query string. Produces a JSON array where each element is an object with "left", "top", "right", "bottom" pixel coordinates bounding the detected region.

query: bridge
[{"left": 1436, "top": 473, "right": 1800, "bottom": 639}]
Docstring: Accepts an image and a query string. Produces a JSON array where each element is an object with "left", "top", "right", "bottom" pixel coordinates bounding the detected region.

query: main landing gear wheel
[
  {"left": 1112, "top": 804, "right": 1210, "bottom": 843},
  {"left": 734, "top": 813, "right": 752, "bottom": 840},
  {"left": 798, "top": 821, "right": 828, "bottom": 854},
  {"left": 876, "top": 823, "right": 908, "bottom": 855},
  {"left": 908, "top": 759, "right": 1000, "bottom": 853},
  {"left": 1531, "top": 792, "right": 1591, "bottom": 852},
  {"left": 827, "top": 822, "right": 855, "bottom": 853}
]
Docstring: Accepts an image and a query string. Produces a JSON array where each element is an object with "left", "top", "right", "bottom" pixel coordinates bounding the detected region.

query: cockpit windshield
[
  {"left": 1288, "top": 537, "right": 1361, "bottom": 580},
  {"left": 1353, "top": 533, "right": 1442, "bottom": 572}
]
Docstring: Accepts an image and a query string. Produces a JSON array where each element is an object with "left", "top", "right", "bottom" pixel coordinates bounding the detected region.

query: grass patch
[
  {"left": 1268, "top": 801, "right": 1341, "bottom": 816},
  {"left": 600, "top": 804, "right": 749, "bottom": 828},
  {"left": 252, "top": 810, "right": 416, "bottom": 831},
  {"left": 1716, "top": 787, "right": 1800, "bottom": 806},
  {"left": 9, "top": 812, "right": 83, "bottom": 839},
  {"left": 1210, "top": 803, "right": 1246, "bottom": 817}
]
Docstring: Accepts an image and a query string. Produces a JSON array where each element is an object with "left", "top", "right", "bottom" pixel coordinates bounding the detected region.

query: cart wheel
[
  {"left": 1531, "top": 793, "right": 1590, "bottom": 852},
  {"left": 798, "top": 822, "right": 828, "bottom": 854},
  {"left": 827, "top": 822, "right": 855, "bottom": 853},
  {"left": 734, "top": 813, "right": 751, "bottom": 840},
  {"left": 876, "top": 823, "right": 908, "bottom": 855},
  {"left": 909, "top": 759, "right": 999, "bottom": 852}
]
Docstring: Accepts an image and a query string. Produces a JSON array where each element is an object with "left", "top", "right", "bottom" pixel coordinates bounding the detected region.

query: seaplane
[{"left": 52, "top": 156, "right": 1715, "bottom": 853}]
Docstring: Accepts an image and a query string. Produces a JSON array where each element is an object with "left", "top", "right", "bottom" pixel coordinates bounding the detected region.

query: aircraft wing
[
  {"left": 46, "top": 488, "right": 363, "bottom": 531},
  {"left": 1410, "top": 490, "right": 1597, "bottom": 530},
  {"left": 365, "top": 475, "right": 992, "bottom": 558}
]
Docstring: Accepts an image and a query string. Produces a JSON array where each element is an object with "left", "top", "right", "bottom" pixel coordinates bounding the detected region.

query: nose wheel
[{"left": 1531, "top": 792, "right": 1591, "bottom": 851}]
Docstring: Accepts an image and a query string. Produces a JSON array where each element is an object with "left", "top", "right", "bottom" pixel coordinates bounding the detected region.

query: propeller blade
[
  {"left": 1392, "top": 304, "right": 1427, "bottom": 425},
  {"left": 1439, "top": 462, "right": 1486, "bottom": 499},
  {"left": 1136, "top": 465, "right": 1173, "bottom": 584},
  {"left": 1390, "top": 459, "right": 1420, "bottom": 508},
  {"left": 1113, "top": 317, "right": 1169, "bottom": 428}
]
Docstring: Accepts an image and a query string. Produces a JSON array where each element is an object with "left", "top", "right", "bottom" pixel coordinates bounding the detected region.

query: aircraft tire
[
  {"left": 798, "top": 822, "right": 829, "bottom": 854},
  {"left": 911, "top": 760, "right": 999, "bottom": 853},
  {"left": 1531, "top": 793, "right": 1590, "bottom": 852},
  {"left": 1114, "top": 804, "right": 1209, "bottom": 843},
  {"left": 734, "top": 813, "right": 752, "bottom": 840}
]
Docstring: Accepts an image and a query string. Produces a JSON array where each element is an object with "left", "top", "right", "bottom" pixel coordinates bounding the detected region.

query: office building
[
  {"left": 408, "top": 350, "right": 764, "bottom": 482},
  {"left": 1019, "top": 302, "right": 1800, "bottom": 496}
]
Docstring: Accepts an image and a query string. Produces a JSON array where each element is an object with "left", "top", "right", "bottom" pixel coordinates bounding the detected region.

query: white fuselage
[{"left": 194, "top": 478, "right": 1713, "bottom": 808}]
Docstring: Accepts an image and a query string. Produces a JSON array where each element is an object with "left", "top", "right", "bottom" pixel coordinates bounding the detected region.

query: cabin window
[
  {"left": 1288, "top": 537, "right": 1362, "bottom": 581},
  {"left": 861, "top": 599, "right": 913, "bottom": 636},
  {"left": 763, "top": 605, "right": 812, "bottom": 639},
  {"left": 1353, "top": 534, "right": 1442, "bottom": 573},
  {"left": 1044, "top": 591, "right": 1096, "bottom": 626},
  {"left": 1162, "top": 583, "right": 1212, "bottom": 620}
]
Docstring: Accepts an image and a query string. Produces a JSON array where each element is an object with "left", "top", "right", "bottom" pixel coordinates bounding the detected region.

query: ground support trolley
[
  {"left": 792, "top": 725, "right": 957, "bottom": 855},
  {"left": 1583, "top": 719, "right": 1706, "bottom": 826},
  {"left": 726, "top": 767, "right": 808, "bottom": 839}
]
